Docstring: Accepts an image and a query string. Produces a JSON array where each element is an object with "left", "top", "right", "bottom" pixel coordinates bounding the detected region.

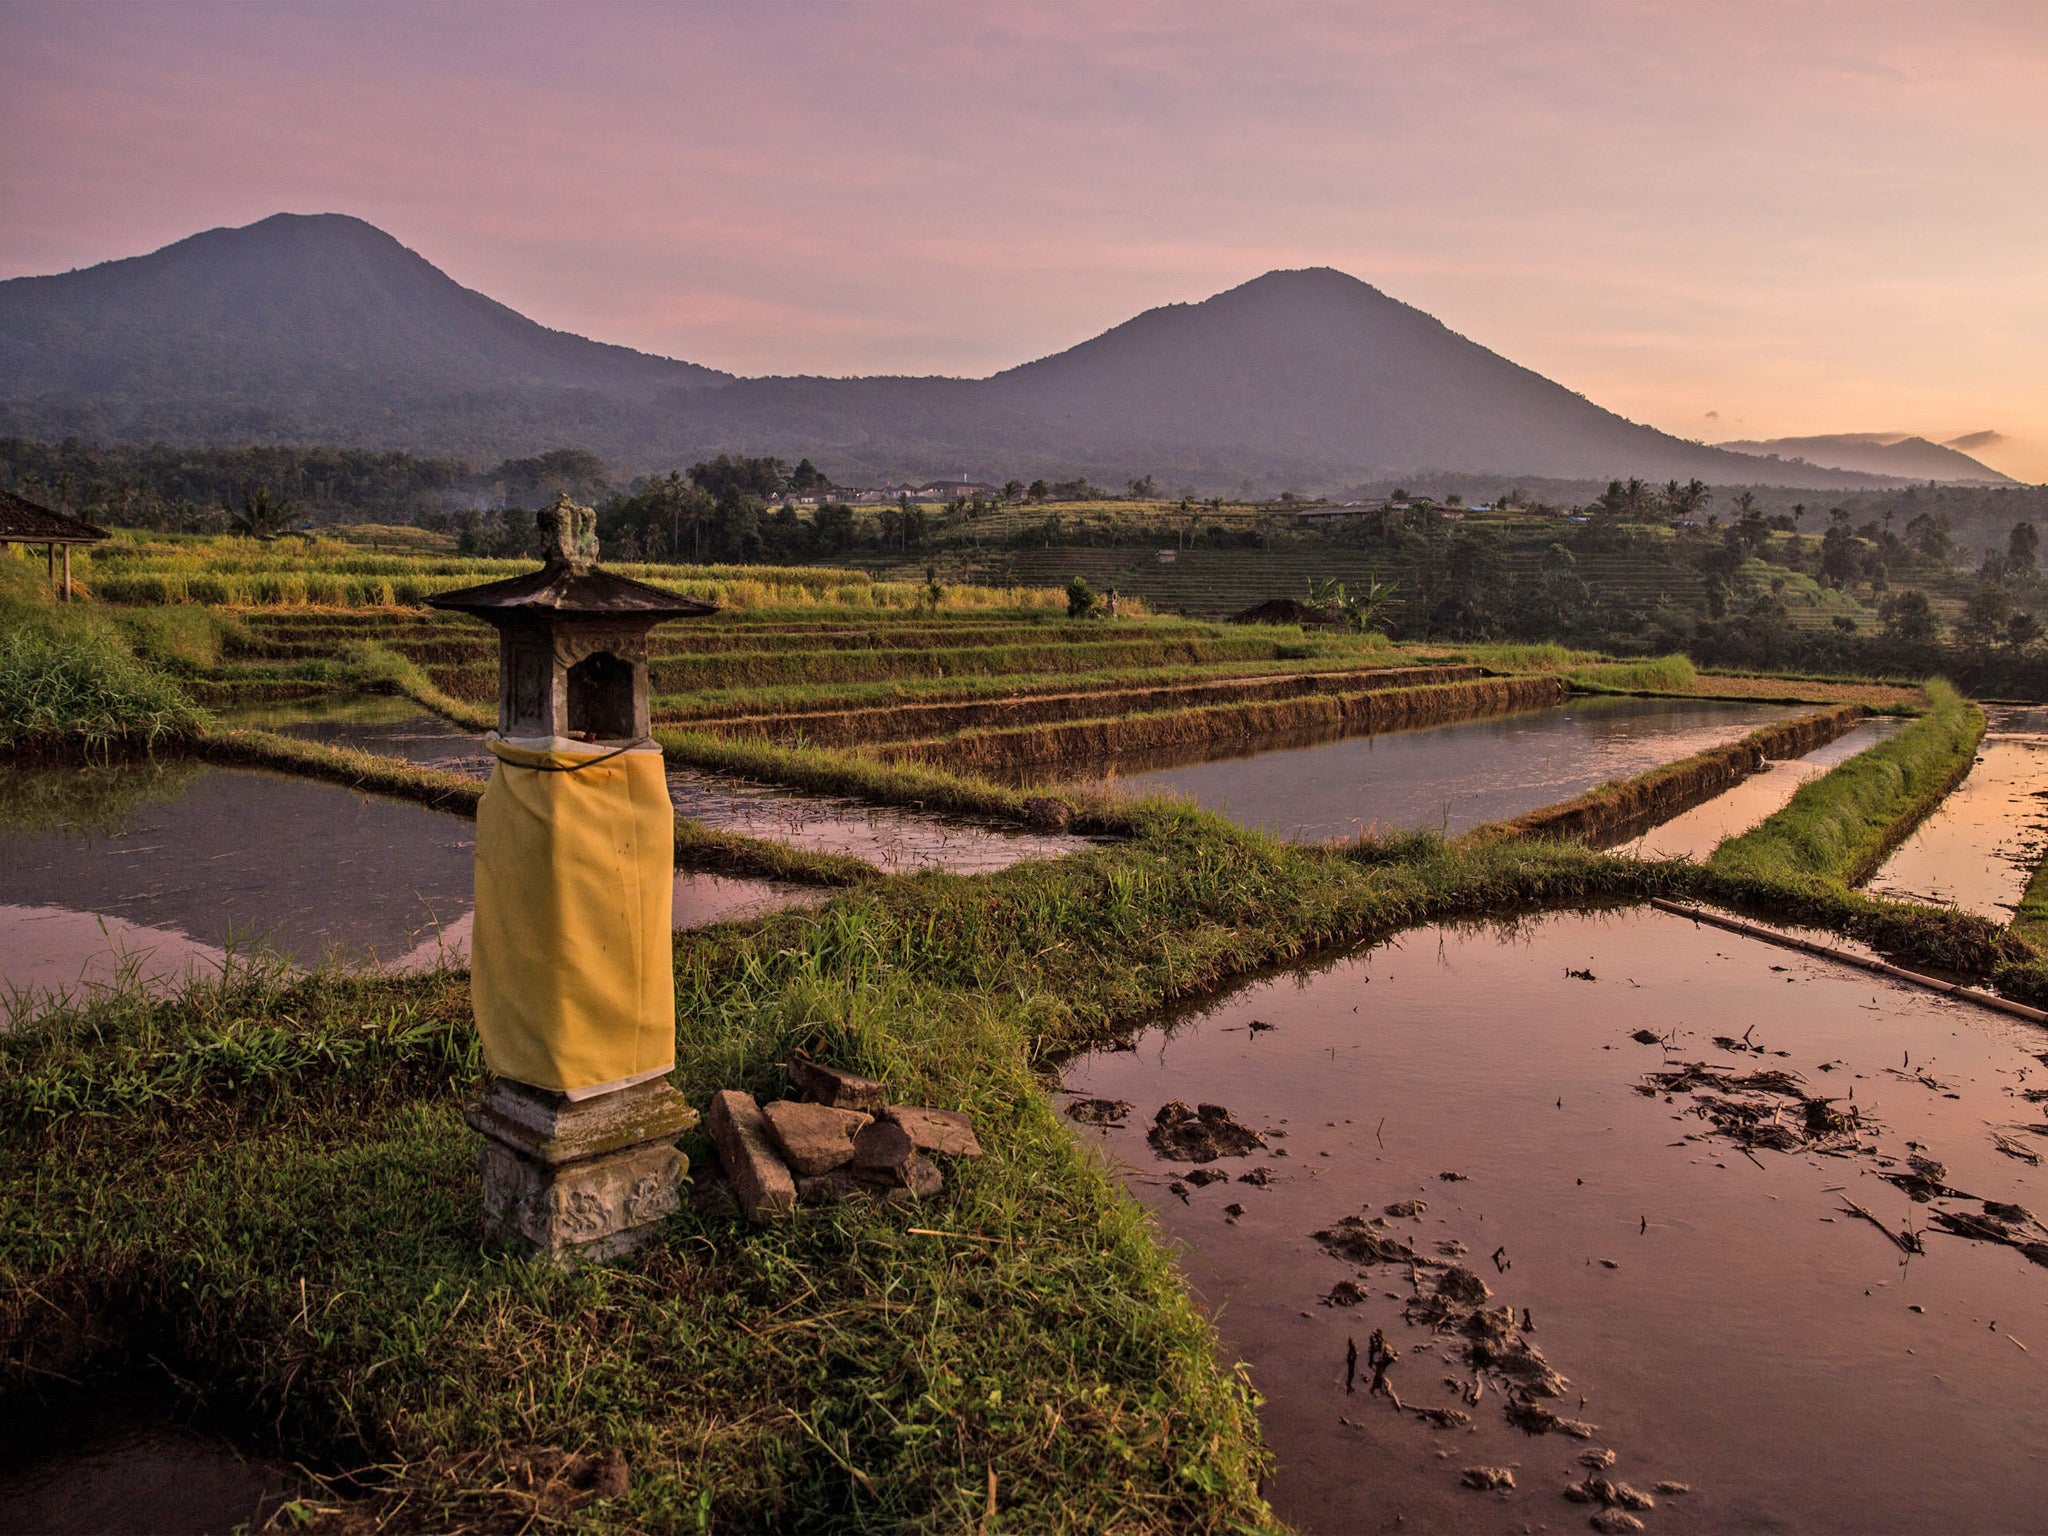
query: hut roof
[
  {"left": 427, "top": 562, "right": 718, "bottom": 623},
  {"left": 0, "top": 491, "right": 109, "bottom": 545}
]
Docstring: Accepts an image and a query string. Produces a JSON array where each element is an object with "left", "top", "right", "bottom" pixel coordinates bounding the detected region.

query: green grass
[
  {"left": 0, "top": 562, "right": 207, "bottom": 758},
  {"left": 647, "top": 650, "right": 1383, "bottom": 725},
  {"left": 1709, "top": 679, "right": 1983, "bottom": 888},
  {"left": 1566, "top": 655, "right": 1699, "bottom": 694},
  {"left": 653, "top": 725, "right": 1163, "bottom": 838},
  {"left": 84, "top": 534, "right": 1062, "bottom": 613},
  {"left": 2010, "top": 852, "right": 2048, "bottom": 951}
]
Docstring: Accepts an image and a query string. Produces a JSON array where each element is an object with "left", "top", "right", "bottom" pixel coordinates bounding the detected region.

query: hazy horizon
[{"left": 3, "top": 0, "right": 2043, "bottom": 479}]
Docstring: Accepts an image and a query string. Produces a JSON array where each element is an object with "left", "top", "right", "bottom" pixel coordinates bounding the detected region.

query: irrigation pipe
[{"left": 1647, "top": 898, "right": 2048, "bottom": 1025}]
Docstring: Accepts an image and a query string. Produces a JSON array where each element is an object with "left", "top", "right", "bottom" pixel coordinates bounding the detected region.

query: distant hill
[
  {"left": 0, "top": 214, "right": 729, "bottom": 456},
  {"left": 1717, "top": 433, "right": 2014, "bottom": 486},
  {"left": 0, "top": 213, "right": 1906, "bottom": 491}
]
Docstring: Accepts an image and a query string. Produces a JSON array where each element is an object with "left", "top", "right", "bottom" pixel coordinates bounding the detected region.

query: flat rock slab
[
  {"left": 794, "top": 1168, "right": 867, "bottom": 1204},
  {"left": 761, "top": 1100, "right": 872, "bottom": 1176},
  {"left": 851, "top": 1119, "right": 916, "bottom": 1183},
  {"left": 882, "top": 1106, "right": 982, "bottom": 1158},
  {"left": 707, "top": 1089, "right": 796, "bottom": 1224},
  {"left": 849, "top": 1119, "right": 943, "bottom": 1198},
  {"left": 789, "top": 1057, "right": 888, "bottom": 1114},
  {"left": 867, "top": 1154, "right": 942, "bottom": 1200}
]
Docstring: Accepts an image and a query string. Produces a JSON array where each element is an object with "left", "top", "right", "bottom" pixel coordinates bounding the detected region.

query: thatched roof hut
[{"left": 0, "top": 490, "right": 108, "bottom": 601}]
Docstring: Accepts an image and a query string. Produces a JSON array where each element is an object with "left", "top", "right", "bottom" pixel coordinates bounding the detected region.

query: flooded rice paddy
[
  {"left": 0, "top": 760, "right": 822, "bottom": 1010},
  {"left": 1061, "top": 907, "right": 2048, "bottom": 1534},
  {"left": 1039, "top": 696, "right": 1801, "bottom": 841},
  {"left": 1627, "top": 716, "right": 1908, "bottom": 862},
  {"left": 235, "top": 692, "right": 494, "bottom": 775},
  {"left": 1869, "top": 706, "right": 2048, "bottom": 921},
  {"left": 245, "top": 698, "right": 1094, "bottom": 875},
  {"left": 2, "top": 694, "right": 1092, "bottom": 1010}
]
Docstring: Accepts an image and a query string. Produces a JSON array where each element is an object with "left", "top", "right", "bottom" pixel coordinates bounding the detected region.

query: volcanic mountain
[{"left": 0, "top": 212, "right": 1916, "bottom": 489}]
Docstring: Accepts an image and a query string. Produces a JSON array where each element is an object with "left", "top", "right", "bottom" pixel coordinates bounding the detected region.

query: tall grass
[
  {"left": 1416, "top": 641, "right": 1603, "bottom": 672},
  {"left": 113, "top": 605, "right": 247, "bottom": 669},
  {"left": 0, "top": 564, "right": 205, "bottom": 757},
  {"left": 86, "top": 535, "right": 1064, "bottom": 611},
  {"left": 2010, "top": 853, "right": 2048, "bottom": 950},
  {"left": 1567, "top": 655, "right": 1699, "bottom": 694},
  {"left": 1709, "top": 679, "right": 1982, "bottom": 887}
]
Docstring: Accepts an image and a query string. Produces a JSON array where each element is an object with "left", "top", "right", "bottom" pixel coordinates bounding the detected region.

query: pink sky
[{"left": 3, "top": 0, "right": 2044, "bottom": 479}]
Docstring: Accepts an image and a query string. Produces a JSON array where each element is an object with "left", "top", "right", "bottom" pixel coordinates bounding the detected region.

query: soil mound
[{"left": 1228, "top": 598, "right": 1339, "bottom": 627}]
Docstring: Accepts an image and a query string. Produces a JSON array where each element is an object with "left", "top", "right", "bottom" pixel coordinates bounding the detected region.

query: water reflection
[
  {"left": 241, "top": 697, "right": 1095, "bottom": 874},
  {"left": 1048, "top": 696, "right": 1802, "bottom": 842},
  {"left": 1062, "top": 907, "right": 2048, "bottom": 1534},
  {"left": 665, "top": 770, "right": 1094, "bottom": 874},
  {"left": 1869, "top": 707, "right": 2048, "bottom": 921},
  {"left": 224, "top": 694, "right": 492, "bottom": 776},
  {"left": 0, "top": 762, "right": 824, "bottom": 1013},
  {"left": 1628, "top": 716, "right": 1908, "bottom": 861}
]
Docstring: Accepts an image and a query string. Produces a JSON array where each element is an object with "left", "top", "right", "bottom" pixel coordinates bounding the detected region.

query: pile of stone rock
[{"left": 705, "top": 1056, "right": 983, "bottom": 1224}]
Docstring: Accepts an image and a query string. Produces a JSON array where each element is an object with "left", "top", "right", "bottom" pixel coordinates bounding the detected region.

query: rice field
[
  {"left": 10, "top": 532, "right": 2048, "bottom": 1536},
  {"left": 77, "top": 532, "right": 1062, "bottom": 612}
]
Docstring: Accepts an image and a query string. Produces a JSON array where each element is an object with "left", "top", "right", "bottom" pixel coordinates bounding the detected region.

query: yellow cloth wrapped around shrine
[{"left": 471, "top": 734, "right": 675, "bottom": 1097}]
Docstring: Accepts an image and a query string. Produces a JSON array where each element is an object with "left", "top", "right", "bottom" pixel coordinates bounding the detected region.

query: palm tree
[{"left": 230, "top": 486, "right": 295, "bottom": 539}]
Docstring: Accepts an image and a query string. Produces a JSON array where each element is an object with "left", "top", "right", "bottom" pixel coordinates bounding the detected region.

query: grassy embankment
[
  {"left": 1470, "top": 703, "right": 1867, "bottom": 850},
  {"left": 2011, "top": 861, "right": 2048, "bottom": 953},
  {"left": 1709, "top": 679, "right": 1984, "bottom": 889},
  {"left": 0, "top": 556, "right": 205, "bottom": 759},
  {"left": 1439, "top": 674, "right": 2040, "bottom": 989},
  {"left": 684, "top": 664, "right": 1481, "bottom": 749},
  {"left": 180, "top": 604, "right": 1931, "bottom": 851},
  {"left": 876, "top": 675, "right": 1567, "bottom": 776},
  {"left": 195, "top": 725, "right": 877, "bottom": 890}
]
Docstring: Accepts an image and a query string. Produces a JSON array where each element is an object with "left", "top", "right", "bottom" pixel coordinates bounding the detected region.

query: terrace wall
[
  {"left": 879, "top": 674, "right": 1569, "bottom": 775},
  {"left": 1468, "top": 703, "right": 1866, "bottom": 850}
]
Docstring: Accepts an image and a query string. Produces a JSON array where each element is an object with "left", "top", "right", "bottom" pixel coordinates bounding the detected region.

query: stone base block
[{"left": 466, "top": 1075, "right": 699, "bottom": 1263}]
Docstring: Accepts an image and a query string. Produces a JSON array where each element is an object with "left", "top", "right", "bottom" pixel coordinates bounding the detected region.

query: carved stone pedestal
[{"left": 465, "top": 1075, "right": 699, "bottom": 1264}]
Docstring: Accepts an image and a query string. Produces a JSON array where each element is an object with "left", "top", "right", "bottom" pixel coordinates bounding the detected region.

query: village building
[{"left": 911, "top": 479, "right": 998, "bottom": 500}]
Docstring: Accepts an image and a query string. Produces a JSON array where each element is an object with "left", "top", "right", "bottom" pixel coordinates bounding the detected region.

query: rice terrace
[{"left": 4, "top": 5, "right": 2048, "bottom": 1534}]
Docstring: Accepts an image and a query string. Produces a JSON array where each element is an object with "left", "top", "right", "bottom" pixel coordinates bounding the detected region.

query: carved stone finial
[{"left": 536, "top": 492, "right": 599, "bottom": 571}]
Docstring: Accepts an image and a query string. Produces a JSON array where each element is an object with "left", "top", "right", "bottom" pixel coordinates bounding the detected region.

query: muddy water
[
  {"left": 1869, "top": 707, "right": 2048, "bottom": 921},
  {"left": 1046, "top": 697, "right": 1800, "bottom": 842},
  {"left": 245, "top": 698, "right": 1093, "bottom": 874},
  {"left": 1628, "top": 717, "right": 1908, "bottom": 862},
  {"left": 1061, "top": 908, "right": 2048, "bottom": 1534},
  {"left": 0, "top": 1410, "right": 296, "bottom": 1535},
  {"left": 663, "top": 771, "right": 1093, "bottom": 874},
  {"left": 0, "top": 763, "right": 822, "bottom": 1011}
]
